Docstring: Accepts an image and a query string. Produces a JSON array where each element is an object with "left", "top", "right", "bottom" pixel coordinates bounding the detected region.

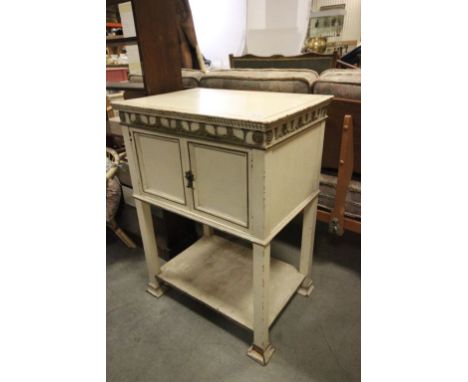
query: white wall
[
  {"left": 246, "top": 0, "right": 311, "bottom": 56},
  {"left": 190, "top": 0, "right": 247, "bottom": 69},
  {"left": 246, "top": 0, "right": 360, "bottom": 56},
  {"left": 247, "top": 0, "right": 266, "bottom": 29}
]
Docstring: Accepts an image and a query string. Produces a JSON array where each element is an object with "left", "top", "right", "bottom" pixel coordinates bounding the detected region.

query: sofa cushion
[
  {"left": 313, "top": 69, "right": 361, "bottom": 100},
  {"left": 181, "top": 68, "right": 204, "bottom": 88},
  {"left": 128, "top": 68, "right": 204, "bottom": 89},
  {"left": 200, "top": 68, "right": 318, "bottom": 94},
  {"left": 128, "top": 74, "right": 143, "bottom": 83},
  {"left": 319, "top": 173, "right": 361, "bottom": 219}
]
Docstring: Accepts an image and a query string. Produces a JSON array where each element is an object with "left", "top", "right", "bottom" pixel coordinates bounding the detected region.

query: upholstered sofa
[{"left": 125, "top": 67, "right": 361, "bottom": 235}]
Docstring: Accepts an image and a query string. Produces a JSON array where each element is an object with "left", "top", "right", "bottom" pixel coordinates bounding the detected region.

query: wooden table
[{"left": 112, "top": 88, "right": 333, "bottom": 365}]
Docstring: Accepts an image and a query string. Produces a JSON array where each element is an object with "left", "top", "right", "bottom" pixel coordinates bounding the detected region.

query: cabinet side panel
[{"left": 265, "top": 123, "right": 325, "bottom": 235}]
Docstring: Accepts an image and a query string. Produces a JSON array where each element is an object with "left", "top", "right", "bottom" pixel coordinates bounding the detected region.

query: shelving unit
[
  {"left": 105, "top": 36, "right": 138, "bottom": 47},
  {"left": 106, "top": 0, "right": 200, "bottom": 267},
  {"left": 106, "top": 22, "right": 123, "bottom": 28},
  {"left": 105, "top": 0, "right": 183, "bottom": 98},
  {"left": 307, "top": 8, "right": 346, "bottom": 39},
  {"left": 106, "top": 81, "right": 144, "bottom": 91},
  {"left": 106, "top": 0, "right": 184, "bottom": 141}
]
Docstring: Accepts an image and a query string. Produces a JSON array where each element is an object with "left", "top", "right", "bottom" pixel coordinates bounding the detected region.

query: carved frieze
[{"left": 119, "top": 106, "right": 327, "bottom": 149}]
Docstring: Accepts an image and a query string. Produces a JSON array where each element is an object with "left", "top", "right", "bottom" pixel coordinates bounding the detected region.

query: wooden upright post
[
  {"left": 329, "top": 115, "right": 354, "bottom": 236},
  {"left": 131, "top": 0, "right": 183, "bottom": 95}
]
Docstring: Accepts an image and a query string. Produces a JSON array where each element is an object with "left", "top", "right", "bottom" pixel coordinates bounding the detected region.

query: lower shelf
[{"left": 158, "top": 235, "right": 304, "bottom": 330}]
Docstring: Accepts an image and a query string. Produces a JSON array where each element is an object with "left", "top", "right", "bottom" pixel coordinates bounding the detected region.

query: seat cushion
[
  {"left": 128, "top": 69, "right": 204, "bottom": 89},
  {"left": 319, "top": 173, "right": 361, "bottom": 219},
  {"left": 181, "top": 68, "right": 204, "bottom": 88},
  {"left": 199, "top": 68, "right": 318, "bottom": 94},
  {"left": 313, "top": 69, "right": 361, "bottom": 100}
]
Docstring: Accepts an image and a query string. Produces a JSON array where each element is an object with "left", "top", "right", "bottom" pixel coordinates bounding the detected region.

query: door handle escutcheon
[{"left": 185, "top": 170, "right": 194, "bottom": 188}]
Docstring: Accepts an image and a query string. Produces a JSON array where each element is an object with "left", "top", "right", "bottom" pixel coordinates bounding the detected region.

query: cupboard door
[
  {"left": 188, "top": 142, "right": 249, "bottom": 227},
  {"left": 133, "top": 132, "right": 186, "bottom": 205}
]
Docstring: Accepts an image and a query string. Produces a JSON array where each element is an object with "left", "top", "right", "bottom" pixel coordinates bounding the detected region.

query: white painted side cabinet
[{"left": 112, "top": 88, "right": 333, "bottom": 365}]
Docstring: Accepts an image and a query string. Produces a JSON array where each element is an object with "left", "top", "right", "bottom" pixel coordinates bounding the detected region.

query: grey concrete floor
[{"left": 107, "top": 218, "right": 360, "bottom": 382}]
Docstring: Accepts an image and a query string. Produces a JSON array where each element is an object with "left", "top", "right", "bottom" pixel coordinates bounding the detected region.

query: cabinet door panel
[
  {"left": 134, "top": 132, "right": 186, "bottom": 205},
  {"left": 188, "top": 143, "right": 249, "bottom": 227}
]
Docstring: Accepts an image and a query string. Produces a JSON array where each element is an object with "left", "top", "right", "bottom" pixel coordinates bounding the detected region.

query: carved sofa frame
[{"left": 229, "top": 52, "right": 339, "bottom": 74}]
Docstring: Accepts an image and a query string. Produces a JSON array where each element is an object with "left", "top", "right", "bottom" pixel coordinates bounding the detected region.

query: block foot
[
  {"left": 146, "top": 282, "right": 166, "bottom": 298},
  {"left": 247, "top": 344, "right": 276, "bottom": 366},
  {"left": 297, "top": 277, "right": 314, "bottom": 297}
]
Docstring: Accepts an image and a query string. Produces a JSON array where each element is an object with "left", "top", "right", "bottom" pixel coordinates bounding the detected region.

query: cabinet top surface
[{"left": 112, "top": 88, "right": 332, "bottom": 124}]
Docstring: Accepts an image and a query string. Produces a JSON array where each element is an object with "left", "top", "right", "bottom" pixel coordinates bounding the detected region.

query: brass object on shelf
[{"left": 306, "top": 37, "right": 328, "bottom": 53}]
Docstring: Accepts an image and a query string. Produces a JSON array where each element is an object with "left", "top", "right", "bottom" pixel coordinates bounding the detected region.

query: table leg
[
  {"left": 297, "top": 197, "right": 318, "bottom": 297},
  {"left": 202, "top": 224, "right": 214, "bottom": 237},
  {"left": 135, "top": 199, "right": 165, "bottom": 298},
  {"left": 247, "top": 243, "right": 276, "bottom": 365}
]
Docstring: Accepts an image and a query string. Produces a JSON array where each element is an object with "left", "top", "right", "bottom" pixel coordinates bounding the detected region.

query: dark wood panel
[
  {"left": 321, "top": 98, "right": 361, "bottom": 176},
  {"left": 106, "top": 0, "right": 130, "bottom": 6},
  {"left": 123, "top": 89, "right": 147, "bottom": 100},
  {"left": 132, "top": 0, "right": 183, "bottom": 95}
]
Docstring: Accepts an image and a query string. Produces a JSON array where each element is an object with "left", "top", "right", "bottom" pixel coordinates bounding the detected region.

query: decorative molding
[
  {"left": 118, "top": 106, "right": 327, "bottom": 149},
  {"left": 118, "top": 107, "right": 267, "bottom": 131}
]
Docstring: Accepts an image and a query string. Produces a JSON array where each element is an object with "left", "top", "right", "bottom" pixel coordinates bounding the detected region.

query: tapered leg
[
  {"left": 135, "top": 199, "right": 165, "bottom": 298},
  {"left": 247, "top": 243, "right": 276, "bottom": 365},
  {"left": 202, "top": 224, "right": 214, "bottom": 237},
  {"left": 298, "top": 197, "right": 318, "bottom": 296}
]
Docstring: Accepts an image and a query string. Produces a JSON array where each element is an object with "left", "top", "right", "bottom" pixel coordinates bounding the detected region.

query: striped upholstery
[
  {"left": 200, "top": 68, "right": 319, "bottom": 94},
  {"left": 313, "top": 69, "right": 361, "bottom": 100}
]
